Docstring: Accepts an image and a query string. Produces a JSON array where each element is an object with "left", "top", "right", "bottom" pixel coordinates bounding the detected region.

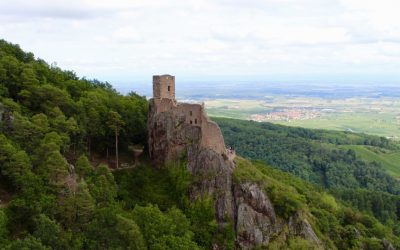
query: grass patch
[{"left": 339, "top": 145, "right": 400, "bottom": 178}]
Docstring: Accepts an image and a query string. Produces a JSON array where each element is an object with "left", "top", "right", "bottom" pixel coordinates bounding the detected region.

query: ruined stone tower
[
  {"left": 153, "top": 74, "right": 176, "bottom": 100},
  {"left": 147, "top": 74, "right": 236, "bottom": 247},
  {"left": 148, "top": 74, "right": 231, "bottom": 165}
]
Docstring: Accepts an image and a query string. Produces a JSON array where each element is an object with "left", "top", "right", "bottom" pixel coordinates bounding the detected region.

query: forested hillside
[
  {"left": 215, "top": 117, "right": 400, "bottom": 227},
  {"left": 0, "top": 39, "right": 234, "bottom": 249},
  {"left": 233, "top": 157, "right": 400, "bottom": 249},
  {"left": 1, "top": 39, "right": 399, "bottom": 249}
]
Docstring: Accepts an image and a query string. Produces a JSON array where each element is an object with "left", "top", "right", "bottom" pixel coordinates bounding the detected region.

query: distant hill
[
  {"left": 215, "top": 117, "right": 400, "bottom": 189},
  {"left": 338, "top": 145, "right": 400, "bottom": 178},
  {"left": 1, "top": 39, "right": 400, "bottom": 249},
  {"left": 215, "top": 117, "right": 400, "bottom": 224}
]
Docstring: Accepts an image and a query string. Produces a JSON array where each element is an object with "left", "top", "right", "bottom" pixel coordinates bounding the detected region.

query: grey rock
[
  {"left": 147, "top": 98, "right": 324, "bottom": 249},
  {"left": 234, "top": 183, "right": 279, "bottom": 249},
  {"left": 288, "top": 212, "right": 323, "bottom": 248},
  {"left": 148, "top": 99, "right": 235, "bottom": 224},
  {"left": 383, "top": 239, "right": 396, "bottom": 250}
]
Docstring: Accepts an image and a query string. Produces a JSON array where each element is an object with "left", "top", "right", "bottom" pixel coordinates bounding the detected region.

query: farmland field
[
  {"left": 205, "top": 96, "right": 400, "bottom": 138},
  {"left": 338, "top": 145, "right": 400, "bottom": 179}
]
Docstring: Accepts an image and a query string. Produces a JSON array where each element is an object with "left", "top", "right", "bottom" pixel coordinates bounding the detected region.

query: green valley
[
  {"left": 1, "top": 39, "right": 400, "bottom": 249},
  {"left": 338, "top": 145, "right": 400, "bottom": 179},
  {"left": 205, "top": 97, "right": 400, "bottom": 139}
]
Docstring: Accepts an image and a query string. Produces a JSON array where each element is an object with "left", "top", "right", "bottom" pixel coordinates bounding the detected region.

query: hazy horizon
[
  {"left": 1, "top": 0, "right": 400, "bottom": 84},
  {"left": 116, "top": 79, "right": 400, "bottom": 99}
]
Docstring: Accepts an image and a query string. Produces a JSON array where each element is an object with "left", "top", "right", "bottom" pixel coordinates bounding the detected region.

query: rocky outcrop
[
  {"left": 187, "top": 147, "right": 235, "bottom": 223},
  {"left": 288, "top": 212, "right": 323, "bottom": 248},
  {"left": 382, "top": 239, "right": 396, "bottom": 250},
  {"left": 234, "top": 183, "right": 281, "bottom": 249},
  {"left": 148, "top": 99, "right": 235, "bottom": 223},
  {"left": 233, "top": 182, "right": 323, "bottom": 249},
  {"left": 148, "top": 101, "right": 201, "bottom": 167},
  {"left": 148, "top": 98, "right": 323, "bottom": 249}
]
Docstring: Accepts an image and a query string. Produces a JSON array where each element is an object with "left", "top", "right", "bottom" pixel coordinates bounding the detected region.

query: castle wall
[
  {"left": 200, "top": 115, "right": 226, "bottom": 154},
  {"left": 153, "top": 75, "right": 175, "bottom": 99},
  {"left": 176, "top": 103, "right": 202, "bottom": 126},
  {"left": 153, "top": 98, "right": 176, "bottom": 114},
  {"left": 152, "top": 99, "right": 226, "bottom": 154},
  {"left": 151, "top": 74, "right": 227, "bottom": 156}
]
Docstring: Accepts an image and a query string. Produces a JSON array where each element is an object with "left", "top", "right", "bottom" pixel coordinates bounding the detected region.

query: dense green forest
[
  {"left": 1, "top": 39, "right": 400, "bottom": 249},
  {"left": 234, "top": 157, "right": 400, "bottom": 249},
  {"left": 215, "top": 117, "right": 400, "bottom": 226},
  {"left": 0, "top": 39, "right": 231, "bottom": 249}
]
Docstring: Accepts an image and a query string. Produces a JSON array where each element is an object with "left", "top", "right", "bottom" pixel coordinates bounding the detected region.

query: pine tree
[{"left": 107, "top": 111, "right": 125, "bottom": 168}]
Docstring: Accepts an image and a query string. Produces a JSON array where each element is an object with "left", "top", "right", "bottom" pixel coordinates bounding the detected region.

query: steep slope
[
  {"left": 1, "top": 39, "right": 399, "bottom": 249},
  {"left": 147, "top": 97, "right": 322, "bottom": 248},
  {"left": 338, "top": 145, "right": 400, "bottom": 178},
  {"left": 215, "top": 117, "right": 400, "bottom": 193},
  {"left": 147, "top": 98, "right": 400, "bottom": 249},
  {"left": 215, "top": 117, "right": 400, "bottom": 233},
  {"left": 233, "top": 158, "right": 399, "bottom": 249},
  {"left": 147, "top": 98, "right": 236, "bottom": 227}
]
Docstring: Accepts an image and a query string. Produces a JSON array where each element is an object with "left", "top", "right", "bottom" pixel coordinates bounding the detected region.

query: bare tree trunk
[
  {"left": 87, "top": 137, "right": 92, "bottom": 160},
  {"left": 115, "top": 130, "right": 119, "bottom": 168}
]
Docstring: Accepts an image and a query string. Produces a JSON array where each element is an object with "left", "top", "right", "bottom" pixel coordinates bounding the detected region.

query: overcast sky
[{"left": 1, "top": 0, "right": 400, "bottom": 86}]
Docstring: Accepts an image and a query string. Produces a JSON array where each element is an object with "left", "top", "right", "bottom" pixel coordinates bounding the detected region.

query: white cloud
[
  {"left": 112, "top": 27, "right": 143, "bottom": 43},
  {"left": 0, "top": 0, "right": 399, "bottom": 84}
]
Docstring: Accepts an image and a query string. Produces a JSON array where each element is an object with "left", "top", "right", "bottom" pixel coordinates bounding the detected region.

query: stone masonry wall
[
  {"left": 176, "top": 103, "right": 202, "bottom": 126},
  {"left": 153, "top": 98, "right": 176, "bottom": 113},
  {"left": 153, "top": 75, "right": 175, "bottom": 99},
  {"left": 200, "top": 116, "right": 226, "bottom": 154},
  {"left": 153, "top": 99, "right": 226, "bottom": 154},
  {"left": 152, "top": 74, "right": 226, "bottom": 155}
]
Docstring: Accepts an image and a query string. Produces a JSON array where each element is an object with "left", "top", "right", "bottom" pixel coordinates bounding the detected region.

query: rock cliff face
[
  {"left": 234, "top": 183, "right": 280, "bottom": 248},
  {"left": 148, "top": 99, "right": 323, "bottom": 249},
  {"left": 148, "top": 100, "right": 235, "bottom": 223}
]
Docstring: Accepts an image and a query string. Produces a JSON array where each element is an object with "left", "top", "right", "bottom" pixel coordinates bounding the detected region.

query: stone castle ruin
[
  {"left": 150, "top": 74, "right": 230, "bottom": 158},
  {"left": 148, "top": 74, "right": 236, "bottom": 238},
  {"left": 147, "top": 75, "right": 322, "bottom": 249}
]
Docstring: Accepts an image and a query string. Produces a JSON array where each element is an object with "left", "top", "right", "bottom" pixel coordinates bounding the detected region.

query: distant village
[{"left": 250, "top": 109, "right": 321, "bottom": 122}]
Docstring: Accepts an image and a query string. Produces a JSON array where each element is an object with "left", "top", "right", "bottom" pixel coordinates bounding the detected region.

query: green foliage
[
  {"left": 33, "top": 214, "right": 69, "bottom": 250},
  {"left": 287, "top": 237, "right": 319, "bottom": 250},
  {"left": 84, "top": 206, "right": 146, "bottom": 250},
  {"left": 107, "top": 110, "right": 125, "bottom": 135},
  {"left": 113, "top": 162, "right": 234, "bottom": 249},
  {"left": 59, "top": 180, "right": 95, "bottom": 229},
  {"left": 185, "top": 197, "right": 218, "bottom": 248},
  {"left": 4, "top": 235, "right": 49, "bottom": 250},
  {"left": 131, "top": 204, "right": 199, "bottom": 249},
  {"left": 75, "top": 155, "right": 93, "bottom": 178},
  {"left": 234, "top": 158, "right": 305, "bottom": 219},
  {"left": 113, "top": 160, "right": 192, "bottom": 209},
  {"left": 216, "top": 117, "right": 400, "bottom": 194},
  {"left": 151, "top": 235, "right": 201, "bottom": 250},
  {"left": 234, "top": 158, "right": 400, "bottom": 250},
  {"left": 113, "top": 214, "right": 146, "bottom": 250},
  {"left": 166, "top": 161, "right": 192, "bottom": 206},
  {"left": 0, "top": 134, "right": 33, "bottom": 189},
  {"left": 1, "top": 39, "right": 399, "bottom": 249},
  {"left": 87, "top": 165, "right": 117, "bottom": 207},
  {"left": 331, "top": 188, "right": 400, "bottom": 224},
  {"left": 0, "top": 39, "right": 148, "bottom": 158},
  {"left": 216, "top": 117, "right": 400, "bottom": 225},
  {"left": 0, "top": 209, "right": 8, "bottom": 244},
  {"left": 39, "top": 150, "right": 69, "bottom": 187},
  {"left": 0, "top": 39, "right": 148, "bottom": 247}
]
